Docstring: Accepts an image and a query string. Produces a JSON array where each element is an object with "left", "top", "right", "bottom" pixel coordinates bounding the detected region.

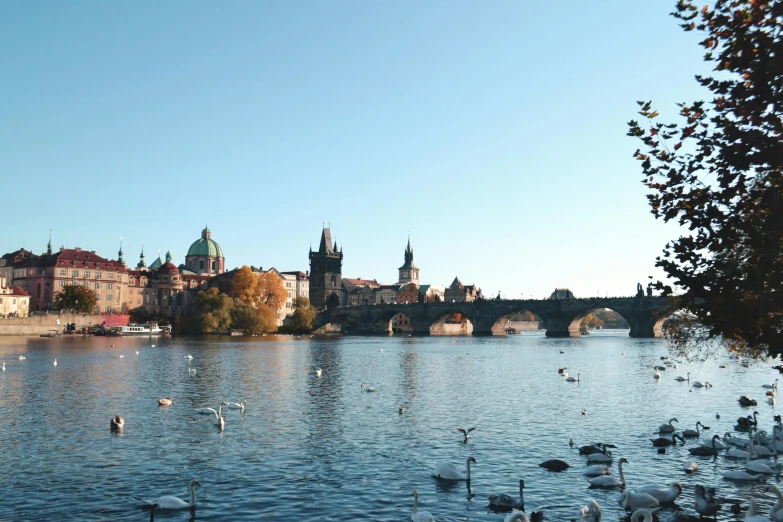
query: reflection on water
[{"left": 0, "top": 332, "right": 780, "bottom": 520}]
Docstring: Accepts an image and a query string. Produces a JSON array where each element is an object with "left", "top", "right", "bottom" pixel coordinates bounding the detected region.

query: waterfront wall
[{"left": 0, "top": 313, "right": 126, "bottom": 336}]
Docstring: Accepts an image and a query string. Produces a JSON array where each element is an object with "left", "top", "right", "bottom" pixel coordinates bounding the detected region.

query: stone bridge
[{"left": 314, "top": 296, "right": 673, "bottom": 337}]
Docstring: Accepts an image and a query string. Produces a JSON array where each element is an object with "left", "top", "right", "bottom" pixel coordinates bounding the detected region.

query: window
[
  {"left": 286, "top": 282, "right": 292, "bottom": 288},
  {"left": 72, "top": 270, "right": 78, "bottom": 277},
  {"left": 96, "top": 294, "right": 101, "bottom": 300},
  {"left": 287, "top": 291, "right": 292, "bottom": 298},
  {"left": 107, "top": 294, "right": 112, "bottom": 301},
  {"left": 59, "top": 280, "right": 65, "bottom": 287},
  {"left": 96, "top": 272, "right": 101, "bottom": 279},
  {"left": 95, "top": 282, "right": 101, "bottom": 289},
  {"left": 0, "top": 298, "right": 3, "bottom": 304},
  {"left": 107, "top": 283, "right": 113, "bottom": 290},
  {"left": 199, "top": 260, "right": 205, "bottom": 270},
  {"left": 12, "top": 299, "right": 16, "bottom": 304},
  {"left": 106, "top": 306, "right": 111, "bottom": 313},
  {"left": 84, "top": 271, "right": 90, "bottom": 278},
  {"left": 107, "top": 273, "right": 114, "bottom": 279},
  {"left": 59, "top": 269, "right": 66, "bottom": 276},
  {"left": 84, "top": 282, "right": 90, "bottom": 288},
  {"left": 211, "top": 261, "right": 216, "bottom": 270}
]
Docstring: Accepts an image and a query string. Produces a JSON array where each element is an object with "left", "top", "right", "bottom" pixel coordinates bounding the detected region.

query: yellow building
[{"left": 0, "top": 276, "right": 30, "bottom": 317}]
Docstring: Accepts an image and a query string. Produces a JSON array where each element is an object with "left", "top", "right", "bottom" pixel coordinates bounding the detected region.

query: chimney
[{"left": 75, "top": 247, "right": 82, "bottom": 252}]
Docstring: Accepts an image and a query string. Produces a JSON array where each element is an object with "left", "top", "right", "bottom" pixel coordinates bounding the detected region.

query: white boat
[{"left": 110, "top": 323, "right": 171, "bottom": 336}]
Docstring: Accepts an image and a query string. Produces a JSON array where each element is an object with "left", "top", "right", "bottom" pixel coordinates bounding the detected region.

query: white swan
[
  {"left": 763, "top": 379, "right": 779, "bottom": 389},
  {"left": 659, "top": 418, "right": 678, "bottom": 433},
  {"left": 410, "top": 490, "right": 435, "bottom": 522},
  {"left": 577, "top": 499, "right": 601, "bottom": 522},
  {"left": 434, "top": 456, "right": 476, "bottom": 481},
  {"left": 316, "top": 368, "right": 322, "bottom": 376},
  {"left": 188, "top": 367, "right": 196, "bottom": 375},
  {"left": 196, "top": 407, "right": 217, "bottom": 415},
  {"left": 683, "top": 461, "right": 699, "bottom": 473},
  {"left": 638, "top": 482, "right": 682, "bottom": 503},
  {"left": 504, "top": 510, "right": 529, "bottom": 522},
  {"left": 361, "top": 384, "right": 377, "bottom": 392},
  {"left": 588, "top": 457, "right": 626, "bottom": 487},
  {"left": 586, "top": 451, "right": 613, "bottom": 463},
  {"left": 675, "top": 372, "right": 690, "bottom": 382},
  {"left": 53, "top": 358, "right": 57, "bottom": 366},
  {"left": 630, "top": 508, "right": 654, "bottom": 522},
  {"left": 2, "top": 362, "right": 5, "bottom": 371},
  {"left": 18, "top": 356, "right": 25, "bottom": 360},
  {"left": 225, "top": 400, "right": 246, "bottom": 412},
  {"left": 745, "top": 497, "right": 772, "bottom": 522},
  {"left": 135, "top": 351, "right": 140, "bottom": 355},
  {"left": 214, "top": 405, "right": 225, "bottom": 429},
  {"left": 567, "top": 373, "right": 580, "bottom": 382},
  {"left": 184, "top": 355, "right": 193, "bottom": 360},
  {"left": 692, "top": 381, "right": 710, "bottom": 388},
  {"left": 722, "top": 470, "right": 765, "bottom": 482},
  {"left": 158, "top": 398, "right": 172, "bottom": 406},
  {"left": 618, "top": 491, "right": 659, "bottom": 512},
  {"left": 746, "top": 460, "right": 782, "bottom": 475},
  {"left": 766, "top": 485, "right": 783, "bottom": 521},
  {"left": 150, "top": 479, "right": 200, "bottom": 510},
  {"left": 583, "top": 464, "right": 611, "bottom": 476},
  {"left": 654, "top": 369, "right": 661, "bottom": 380}
]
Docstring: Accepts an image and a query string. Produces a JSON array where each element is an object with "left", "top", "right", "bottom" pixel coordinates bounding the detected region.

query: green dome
[{"left": 187, "top": 228, "right": 224, "bottom": 258}]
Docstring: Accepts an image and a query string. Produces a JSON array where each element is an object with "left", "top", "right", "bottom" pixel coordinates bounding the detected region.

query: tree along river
[{"left": 0, "top": 331, "right": 780, "bottom": 521}]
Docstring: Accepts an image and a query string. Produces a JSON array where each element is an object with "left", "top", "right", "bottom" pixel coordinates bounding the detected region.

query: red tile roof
[
  {"left": 9, "top": 286, "right": 29, "bottom": 297},
  {"left": 14, "top": 248, "right": 127, "bottom": 272}
]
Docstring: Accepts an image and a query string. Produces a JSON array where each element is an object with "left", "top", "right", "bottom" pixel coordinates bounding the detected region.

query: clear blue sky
[{"left": 0, "top": 1, "right": 712, "bottom": 298}]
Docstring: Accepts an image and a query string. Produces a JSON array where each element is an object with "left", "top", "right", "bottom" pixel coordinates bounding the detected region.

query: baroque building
[
  {"left": 308, "top": 227, "right": 342, "bottom": 309},
  {"left": 185, "top": 227, "right": 225, "bottom": 275}
]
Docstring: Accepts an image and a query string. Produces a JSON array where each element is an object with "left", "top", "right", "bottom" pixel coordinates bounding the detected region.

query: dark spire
[
  {"left": 165, "top": 250, "right": 172, "bottom": 264},
  {"left": 318, "top": 227, "right": 333, "bottom": 253},
  {"left": 46, "top": 229, "right": 52, "bottom": 255},
  {"left": 137, "top": 241, "right": 146, "bottom": 268},
  {"left": 118, "top": 237, "right": 125, "bottom": 266},
  {"left": 399, "top": 235, "right": 417, "bottom": 270}
]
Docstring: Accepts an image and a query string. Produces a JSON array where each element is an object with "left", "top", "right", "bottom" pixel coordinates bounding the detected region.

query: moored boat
[{"left": 109, "top": 323, "right": 172, "bottom": 336}]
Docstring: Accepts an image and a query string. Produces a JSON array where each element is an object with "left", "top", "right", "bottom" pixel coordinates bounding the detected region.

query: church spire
[
  {"left": 46, "top": 229, "right": 52, "bottom": 255},
  {"left": 165, "top": 250, "right": 172, "bottom": 264},
  {"left": 118, "top": 237, "right": 125, "bottom": 266},
  {"left": 137, "top": 241, "right": 146, "bottom": 268}
]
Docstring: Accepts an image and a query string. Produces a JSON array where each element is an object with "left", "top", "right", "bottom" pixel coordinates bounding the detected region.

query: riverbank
[{"left": 0, "top": 313, "right": 109, "bottom": 336}]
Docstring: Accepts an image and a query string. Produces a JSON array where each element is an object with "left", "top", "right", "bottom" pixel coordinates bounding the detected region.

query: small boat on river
[{"left": 109, "top": 323, "right": 172, "bottom": 336}]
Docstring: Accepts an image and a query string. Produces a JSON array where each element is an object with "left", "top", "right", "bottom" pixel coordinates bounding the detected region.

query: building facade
[
  {"left": 308, "top": 227, "right": 343, "bottom": 309},
  {"left": 0, "top": 277, "right": 29, "bottom": 317},
  {"left": 443, "top": 276, "right": 482, "bottom": 303},
  {"left": 281, "top": 271, "right": 310, "bottom": 300}
]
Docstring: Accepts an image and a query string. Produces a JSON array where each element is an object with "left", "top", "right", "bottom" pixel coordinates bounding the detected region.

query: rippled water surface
[{"left": 1, "top": 332, "right": 781, "bottom": 521}]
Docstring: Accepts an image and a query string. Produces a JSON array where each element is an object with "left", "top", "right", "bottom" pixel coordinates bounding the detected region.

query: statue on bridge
[
  {"left": 636, "top": 283, "right": 644, "bottom": 298},
  {"left": 647, "top": 282, "right": 653, "bottom": 297}
]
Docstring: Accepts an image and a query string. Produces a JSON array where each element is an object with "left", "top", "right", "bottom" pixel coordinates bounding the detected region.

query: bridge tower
[
  {"left": 397, "top": 235, "right": 419, "bottom": 285},
  {"left": 309, "top": 226, "right": 343, "bottom": 310}
]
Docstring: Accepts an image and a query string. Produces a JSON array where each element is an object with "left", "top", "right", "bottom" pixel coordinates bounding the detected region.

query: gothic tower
[
  {"left": 397, "top": 236, "right": 419, "bottom": 285},
  {"left": 309, "top": 226, "right": 343, "bottom": 309}
]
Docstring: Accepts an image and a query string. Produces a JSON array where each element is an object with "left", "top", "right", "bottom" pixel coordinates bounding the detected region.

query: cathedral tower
[{"left": 309, "top": 227, "right": 343, "bottom": 309}]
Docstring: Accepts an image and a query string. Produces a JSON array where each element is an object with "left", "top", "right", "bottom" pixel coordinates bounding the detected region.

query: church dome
[{"left": 187, "top": 227, "right": 224, "bottom": 258}]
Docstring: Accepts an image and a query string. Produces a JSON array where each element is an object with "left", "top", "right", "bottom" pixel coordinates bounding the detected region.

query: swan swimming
[
  {"left": 149, "top": 479, "right": 200, "bottom": 510},
  {"left": 434, "top": 456, "right": 476, "bottom": 481},
  {"left": 586, "top": 451, "right": 613, "bottom": 463},
  {"left": 692, "top": 381, "right": 711, "bottom": 388},
  {"left": 682, "top": 421, "right": 705, "bottom": 438},
  {"left": 184, "top": 355, "right": 193, "bottom": 360},
  {"left": 53, "top": 358, "right": 57, "bottom": 366},
  {"left": 158, "top": 398, "right": 172, "bottom": 406},
  {"left": 654, "top": 369, "right": 661, "bottom": 380},
  {"left": 694, "top": 485, "right": 721, "bottom": 517},
  {"left": 224, "top": 400, "right": 246, "bottom": 412},
  {"left": 618, "top": 491, "right": 659, "bottom": 512},
  {"left": 18, "top": 356, "right": 25, "bottom": 360},
  {"left": 588, "top": 457, "right": 627, "bottom": 488},
  {"left": 659, "top": 418, "right": 678, "bottom": 433},
  {"left": 196, "top": 407, "right": 218, "bottom": 415},
  {"left": 488, "top": 479, "right": 524, "bottom": 511},
  {"left": 675, "top": 372, "right": 690, "bottom": 382},
  {"left": 683, "top": 461, "right": 699, "bottom": 473},
  {"left": 2, "top": 362, "right": 4, "bottom": 371},
  {"left": 316, "top": 368, "right": 322, "bottom": 377},
  {"left": 766, "top": 485, "right": 783, "bottom": 521},
  {"left": 410, "top": 490, "right": 435, "bottom": 522},
  {"left": 214, "top": 405, "right": 225, "bottom": 429},
  {"left": 583, "top": 464, "right": 611, "bottom": 476},
  {"left": 638, "top": 482, "right": 682, "bottom": 503},
  {"left": 722, "top": 470, "right": 765, "bottom": 482},
  {"left": 763, "top": 379, "right": 779, "bottom": 389},
  {"left": 577, "top": 499, "right": 601, "bottom": 522},
  {"left": 361, "top": 384, "right": 376, "bottom": 393},
  {"left": 567, "top": 373, "right": 580, "bottom": 382}
]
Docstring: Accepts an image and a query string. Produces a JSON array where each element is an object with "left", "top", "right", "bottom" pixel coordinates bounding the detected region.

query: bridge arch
[
  {"left": 489, "top": 309, "right": 544, "bottom": 335},
  {"left": 566, "top": 307, "right": 631, "bottom": 336},
  {"left": 429, "top": 310, "right": 475, "bottom": 336}
]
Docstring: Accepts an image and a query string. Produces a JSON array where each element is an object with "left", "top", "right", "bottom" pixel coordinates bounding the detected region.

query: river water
[{"left": 0, "top": 332, "right": 780, "bottom": 521}]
